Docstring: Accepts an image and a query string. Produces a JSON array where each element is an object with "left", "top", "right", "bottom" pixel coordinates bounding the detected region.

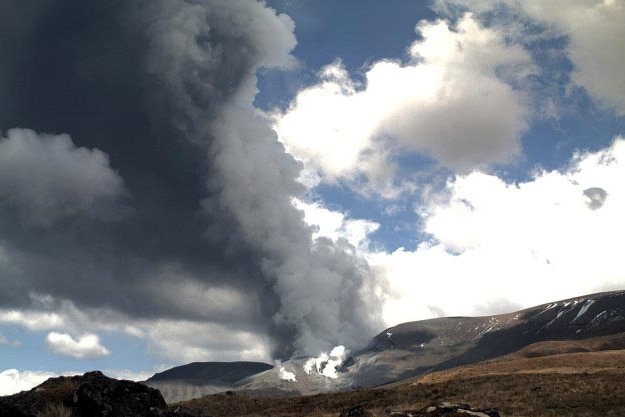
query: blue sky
[
  {"left": 1, "top": 0, "right": 625, "bottom": 395},
  {"left": 262, "top": 0, "right": 625, "bottom": 251}
]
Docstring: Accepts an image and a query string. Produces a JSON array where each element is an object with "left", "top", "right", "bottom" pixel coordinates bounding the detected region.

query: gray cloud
[
  {"left": 583, "top": 187, "right": 608, "bottom": 210},
  {"left": 0, "top": 0, "right": 381, "bottom": 359},
  {"left": 0, "top": 129, "right": 126, "bottom": 228}
]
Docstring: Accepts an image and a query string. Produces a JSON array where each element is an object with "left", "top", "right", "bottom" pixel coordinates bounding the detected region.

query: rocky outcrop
[
  {"left": 339, "top": 405, "right": 374, "bottom": 417},
  {"left": 339, "top": 403, "right": 500, "bottom": 417},
  {"left": 386, "top": 402, "right": 500, "bottom": 417},
  {"left": 0, "top": 371, "right": 210, "bottom": 417}
]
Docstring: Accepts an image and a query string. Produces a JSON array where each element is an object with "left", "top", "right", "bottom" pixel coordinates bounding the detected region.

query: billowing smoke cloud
[
  {"left": 0, "top": 0, "right": 381, "bottom": 359},
  {"left": 0, "top": 129, "right": 126, "bottom": 228},
  {"left": 303, "top": 345, "right": 347, "bottom": 379}
]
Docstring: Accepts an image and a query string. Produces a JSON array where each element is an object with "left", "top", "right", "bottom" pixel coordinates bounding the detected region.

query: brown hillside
[
  {"left": 412, "top": 332, "right": 625, "bottom": 385},
  {"left": 179, "top": 339, "right": 625, "bottom": 417}
]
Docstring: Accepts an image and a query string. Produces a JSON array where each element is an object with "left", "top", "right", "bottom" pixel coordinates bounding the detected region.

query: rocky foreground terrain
[
  {"left": 4, "top": 340, "right": 625, "bottom": 417},
  {"left": 0, "top": 368, "right": 507, "bottom": 417},
  {"left": 0, "top": 370, "right": 503, "bottom": 417},
  {"left": 0, "top": 371, "right": 211, "bottom": 417}
]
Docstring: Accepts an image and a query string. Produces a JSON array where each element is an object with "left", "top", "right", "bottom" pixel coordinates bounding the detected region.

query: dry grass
[
  {"left": 413, "top": 349, "right": 625, "bottom": 384},
  {"left": 37, "top": 376, "right": 79, "bottom": 403},
  {"left": 36, "top": 403, "right": 72, "bottom": 417},
  {"left": 512, "top": 333, "right": 625, "bottom": 358},
  {"left": 178, "top": 348, "right": 625, "bottom": 417}
]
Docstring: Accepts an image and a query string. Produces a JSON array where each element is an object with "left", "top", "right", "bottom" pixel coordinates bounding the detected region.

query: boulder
[
  {"left": 0, "top": 371, "right": 210, "bottom": 417},
  {"left": 386, "top": 402, "right": 500, "bottom": 417},
  {"left": 339, "top": 405, "right": 374, "bottom": 417},
  {"left": 74, "top": 371, "right": 166, "bottom": 416}
]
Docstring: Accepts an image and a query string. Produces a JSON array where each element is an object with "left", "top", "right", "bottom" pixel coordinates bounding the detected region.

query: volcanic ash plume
[
  {"left": 0, "top": 0, "right": 383, "bottom": 360},
  {"left": 276, "top": 360, "right": 297, "bottom": 382},
  {"left": 304, "top": 346, "right": 348, "bottom": 379},
  {"left": 148, "top": 0, "right": 384, "bottom": 358}
]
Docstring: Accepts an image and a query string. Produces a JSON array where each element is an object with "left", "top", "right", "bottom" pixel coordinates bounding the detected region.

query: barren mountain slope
[
  {"left": 144, "top": 361, "right": 273, "bottom": 403},
  {"left": 238, "top": 290, "right": 625, "bottom": 394},
  {"left": 180, "top": 346, "right": 625, "bottom": 417},
  {"left": 147, "top": 290, "right": 625, "bottom": 401}
]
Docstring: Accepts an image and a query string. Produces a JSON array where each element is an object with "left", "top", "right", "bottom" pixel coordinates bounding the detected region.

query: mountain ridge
[
  {"left": 147, "top": 361, "right": 273, "bottom": 385},
  {"left": 145, "top": 289, "right": 625, "bottom": 402}
]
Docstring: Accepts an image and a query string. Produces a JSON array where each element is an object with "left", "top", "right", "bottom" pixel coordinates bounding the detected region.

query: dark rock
[
  {"left": 0, "top": 370, "right": 193, "bottom": 417},
  {"left": 386, "top": 402, "right": 500, "bottom": 417},
  {"left": 71, "top": 371, "right": 166, "bottom": 417},
  {"left": 161, "top": 406, "right": 212, "bottom": 417},
  {"left": 339, "top": 405, "right": 374, "bottom": 417}
]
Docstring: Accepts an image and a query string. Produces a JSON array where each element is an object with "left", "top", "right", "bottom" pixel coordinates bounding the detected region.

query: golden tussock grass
[{"left": 36, "top": 403, "right": 72, "bottom": 417}]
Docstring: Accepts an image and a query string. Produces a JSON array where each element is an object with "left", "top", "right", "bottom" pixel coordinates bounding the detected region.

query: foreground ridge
[{"left": 0, "top": 371, "right": 209, "bottom": 417}]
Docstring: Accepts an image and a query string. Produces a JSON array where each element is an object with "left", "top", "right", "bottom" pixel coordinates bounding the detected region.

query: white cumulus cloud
[
  {"left": 435, "top": 0, "right": 625, "bottom": 115},
  {"left": 103, "top": 369, "right": 153, "bottom": 382},
  {"left": 45, "top": 332, "right": 111, "bottom": 359},
  {"left": 0, "top": 298, "right": 272, "bottom": 365},
  {"left": 0, "top": 310, "right": 65, "bottom": 331},
  {"left": 521, "top": 0, "right": 625, "bottom": 115},
  {"left": 0, "top": 369, "right": 59, "bottom": 396},
  {"left": 372, "top": 137, "right": 625, "bottom": 326},
  {"left": 274, "top": 14, "right": 533, "bottom": 195}
]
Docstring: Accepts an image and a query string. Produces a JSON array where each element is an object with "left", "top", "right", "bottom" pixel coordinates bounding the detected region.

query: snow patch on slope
[{"left": 572, "top": 299, "right": 596, "bottom": 323}]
